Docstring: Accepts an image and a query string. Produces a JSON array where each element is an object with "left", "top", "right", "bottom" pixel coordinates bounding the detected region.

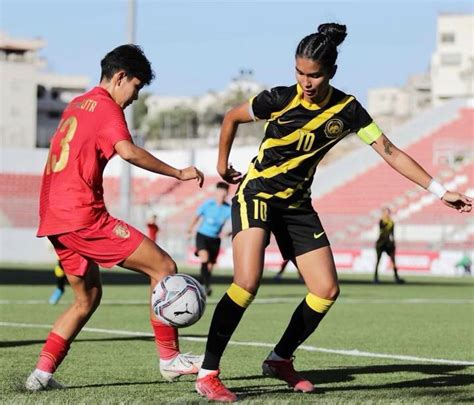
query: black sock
[
  {"left": 204, "top": 264, "right": 212, "bottom": 289},
  {"left": 202, "top": 293, "right": 247, "bottom": 370},
  {"left": 199, "top": 262, "right": 208, "bottom": 286},
  {"left": 274, "top": 299, "right": 327, "bottom": 359}
]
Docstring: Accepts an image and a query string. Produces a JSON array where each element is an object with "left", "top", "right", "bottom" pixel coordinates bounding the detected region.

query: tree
[
  {"left": 133, "top": 92, "right": 150, "bottom": 130},
  {"left": 146, "top": 107, "right": 198, "bottom": 142}
]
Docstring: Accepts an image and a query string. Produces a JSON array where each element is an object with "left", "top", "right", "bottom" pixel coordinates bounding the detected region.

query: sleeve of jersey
[
  {"left": 97, "top": 103, "right": 133, "bottom": 159},
  {"left": 196, "top": 201, "right": 207, "bottom": 216},
  {"left": 248, "top": 87, "right": 284, "bottom": 121},
  {"left": 351, "top": 100, "right": 383, "bottom": 145}
]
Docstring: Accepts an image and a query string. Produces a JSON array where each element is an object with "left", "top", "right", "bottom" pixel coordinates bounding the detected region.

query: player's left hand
[
  {"left": 178, "top": 166, "right": 204, "bottom": 188},
  {"left": 441, "top": 191, "right": 472, "bottom": 213},
  {"left": 218, "top": 163, "right": 242, "bottom": 184}
]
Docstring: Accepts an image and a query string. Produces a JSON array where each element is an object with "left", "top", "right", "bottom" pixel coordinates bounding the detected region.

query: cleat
[
  {"left": 395, "top": 277, "right": 405, "bottom": 284},
  {"left": 49, "top": 288, "right": 64, "bottom": 305},
  {"left": 25, "top": 372, "right": 64, "bottom": 392},
  {"left": 195, "top": 370, "right": 237, "bottom": 402},
  {"left": 262, "top": 355, "right": 314, "bottom": 393},
  {"left": 206, "top": 287, "right": 213, "bottom": 297},
  {"left": 160, "top": 352, "right": 203, "bottom": 381}
]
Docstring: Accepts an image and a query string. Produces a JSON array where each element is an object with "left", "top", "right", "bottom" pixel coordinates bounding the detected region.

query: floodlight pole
[{"left": 120, "top": 0, "right": 136, "bottom": 221}]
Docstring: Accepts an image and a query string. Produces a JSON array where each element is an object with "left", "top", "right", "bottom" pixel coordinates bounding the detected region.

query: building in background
[
  {"left": 144, "top": 69, "right": 264, "bottom": 147},
  {"left": 368, "top": 13, "right": 473, "bottom": 132},
  {"left": 367, "top": 73, "right": 431, "bottom": 131},
  {"left": 0, "top": 32, "right": 89, "bottom": 149},
  {"left": 36, "top": 73, "right": 89, "bottom": 147},
  {"left": 431, "top": 13, "right": 474, "bottom": 106}
]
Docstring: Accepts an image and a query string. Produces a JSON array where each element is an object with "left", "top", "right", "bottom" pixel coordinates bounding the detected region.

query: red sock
[
  {"left": 36, "top": 332, "right": 70, "bottom": 373},
  {"left": 150, "top": 319, "right": 179, "bottom": 360}
]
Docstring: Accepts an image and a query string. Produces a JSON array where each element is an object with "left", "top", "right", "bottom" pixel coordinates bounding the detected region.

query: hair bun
[{"left": 317, "top": 23, "right": 347, "bottom": 46}]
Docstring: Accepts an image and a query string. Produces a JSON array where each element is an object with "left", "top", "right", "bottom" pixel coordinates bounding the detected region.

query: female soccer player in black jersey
[{"left": 195, "top": 23, "right": 472, "bottom": 402}]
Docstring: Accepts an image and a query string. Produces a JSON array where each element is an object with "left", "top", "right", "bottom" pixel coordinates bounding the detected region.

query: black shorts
[
  {"left": 376, "top": 242, "right": 395, "bottom": 256},
  {"left": 232, "top": 195, "right": 330, "bottom": 260},
  {"left": 195, "top": 232, "right": 221, "bottom": 263}
]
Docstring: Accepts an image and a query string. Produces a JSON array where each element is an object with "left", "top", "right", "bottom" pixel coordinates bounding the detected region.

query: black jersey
[
  {"left": 376, "top": 218, "right": 395, "bottom": 246},
  {"left": 237, "top": 84, "right": 382, "bottom": 207}
]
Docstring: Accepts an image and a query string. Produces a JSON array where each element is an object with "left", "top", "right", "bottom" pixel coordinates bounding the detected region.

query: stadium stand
[{"left": 0, "top": 100, "right": 471, "bottom": 255}]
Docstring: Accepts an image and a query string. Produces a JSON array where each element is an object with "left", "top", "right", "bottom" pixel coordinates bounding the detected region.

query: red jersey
[
  {"left": 38, "top": 87, "right": 132, "bottom": 237},
  {"left": 147, "top": 223, "right": 159, "bottom": 241}
]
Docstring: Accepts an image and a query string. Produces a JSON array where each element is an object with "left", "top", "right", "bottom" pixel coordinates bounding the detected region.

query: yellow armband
[{"left": 357, "top": 121, "right": 383, "bottom": 144}]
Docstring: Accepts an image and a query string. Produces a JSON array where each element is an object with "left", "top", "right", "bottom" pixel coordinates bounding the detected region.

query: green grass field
[{"left": 1, "top": 271, "right": 473, "bottom": 404}]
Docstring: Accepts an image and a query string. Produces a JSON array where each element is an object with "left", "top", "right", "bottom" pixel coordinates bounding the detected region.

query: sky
[{"left": 1, "top": 0, "right": 472, "bottom": 105}]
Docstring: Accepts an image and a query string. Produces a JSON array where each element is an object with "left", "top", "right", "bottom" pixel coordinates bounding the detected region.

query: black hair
[
  {"left": 100, "top": 44, "right": 155, "bottom": 86},
  {"left": 295, "top": 23, "right": 347, "bottom": 70},
  {"left": 216, "top": 182, "right": 230, "bottom": 191}
]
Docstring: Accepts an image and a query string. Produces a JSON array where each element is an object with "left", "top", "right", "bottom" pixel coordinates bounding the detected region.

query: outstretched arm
[
  {"left": 371, "top": 134, "right": 472, "bottom": 213},
  {"left": 115, "top": 140, "right": 204, "bottom": 187},
  {"left": 217, "top": 102, "right": 254, "bottom": 184}
]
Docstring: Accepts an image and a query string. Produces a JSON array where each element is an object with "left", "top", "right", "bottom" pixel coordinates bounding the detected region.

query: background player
[
  {"left": 26, "top": 45, "right": 205, "bottom": 391},
  {"left": 187, "top": 182, "right": 231, "bottom": 296},
  {"left": 456, "top": 252, "right": 472, "bottom": 275},
  {"left": 194, "top": 23, "right": 472, "bottom": 402},
  {"left": 147, "top": 214, "right": 160, "bottom": 242},
  {"left": 48, "top": 260, "right": 67, "bottom": 305},
  {"left": 373, "top": 207, "right": 404, "bottom": 284}
]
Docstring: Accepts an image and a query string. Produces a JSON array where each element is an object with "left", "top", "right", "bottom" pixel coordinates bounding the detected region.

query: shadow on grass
[
  {"left": 10, "top": 378, "right": 168, "bottom": 394},
  {"left": 65, "top": 379, "right": 167, "bottom": 389},
  {"left": 1, "top": 334, "right": 208, "bottom": 348},
  {"left": 225, "top": 364, "right": 474, "bottom": 399}
]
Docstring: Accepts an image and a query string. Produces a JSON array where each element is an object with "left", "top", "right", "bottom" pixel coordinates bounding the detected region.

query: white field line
[
  {"left": 0, "top": 297, "right": 473, "bottom": 305},
  {"left": 1, "top": 321, "right": 473, "bottom": 366}
]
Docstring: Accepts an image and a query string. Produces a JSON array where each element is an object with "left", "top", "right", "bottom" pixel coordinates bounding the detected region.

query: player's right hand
[
  {"left": 217, "top": 163, "right": 242, "bottom": 184},
  {"left": 178, "top": 166, "right": 204, "bottom": 188},
  {"left": 441, "top": 191, "right": 472, "bottom": 213}
]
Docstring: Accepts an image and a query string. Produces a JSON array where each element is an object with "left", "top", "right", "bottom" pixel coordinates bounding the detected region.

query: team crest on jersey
[
  {"left": 324, "top": 118, "right": 344, "bottom": 138},
  {"left": 113, "top": 223, "right": 130, "bottom": 239}
]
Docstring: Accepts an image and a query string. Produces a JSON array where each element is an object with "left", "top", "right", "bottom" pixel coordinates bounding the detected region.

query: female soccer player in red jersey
[
  {"left": 26, "top": 45, "right": 205, "bottom": 391},
  {"left": 195, "top": 23, "right": 472, "bottom": 402}
]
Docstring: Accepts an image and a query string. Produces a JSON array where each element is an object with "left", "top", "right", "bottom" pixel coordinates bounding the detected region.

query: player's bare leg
[
  {"left": 264, "top": 246, "right": 339, "bottom": 393},
  {"left": 120, "top": 236, "right": 203, "bottom": 381},
  {"left": 26, "top": 262, "right": 102, "bottom": 391},
  {"left": 196, "top": 228, "right": 268, "bottom": 402},
  {"left": 373, "top": 248, "right": 383, "bottom": 283}
]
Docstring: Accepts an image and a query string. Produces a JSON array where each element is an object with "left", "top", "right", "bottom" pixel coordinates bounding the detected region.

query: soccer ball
[{"left": 151, "top": 274, "right": 206, "bottom": 328}]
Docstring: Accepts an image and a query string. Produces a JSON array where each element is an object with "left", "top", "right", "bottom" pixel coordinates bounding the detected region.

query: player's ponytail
[{"left": 296, "top": 23, "right": 347, "bottom": 70}]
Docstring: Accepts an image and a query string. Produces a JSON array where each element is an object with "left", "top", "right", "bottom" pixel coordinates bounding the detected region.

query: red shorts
[{"left": 48, "top": 213, "right": 144, "bottom": 277}]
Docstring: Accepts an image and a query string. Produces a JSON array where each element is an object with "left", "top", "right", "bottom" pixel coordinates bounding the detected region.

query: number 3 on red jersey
[{"left": 46, "top": 116, "right": 78, "bottom": 175}]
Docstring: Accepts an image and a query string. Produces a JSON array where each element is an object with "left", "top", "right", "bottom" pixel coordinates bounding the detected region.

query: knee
[
  {"left": 318, "top": 284, "right": 340, "bottom": 301},
  {"left": 162, "top": 257, "right": 177, "bottom": 275},
  {"left": 151, "top": 256, "right": 177, "bottom": 280},
  {"left": 75, "top": 288, "right": 102, "bottom": 316},
  {"left": 234, "top": 280, "right": 259, "bottom": 296}
]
